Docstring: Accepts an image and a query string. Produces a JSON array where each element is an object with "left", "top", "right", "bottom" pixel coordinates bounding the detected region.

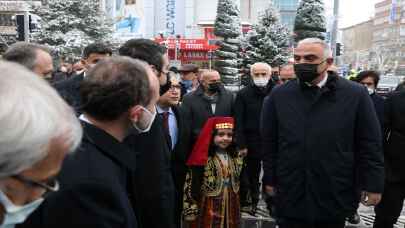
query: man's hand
[
  {"left": 265, "top": 185, "right": 275, "bottom": 196},
  {"left": 238, "top": 148, "right": 248, "bottom": 157},
  {"left": 361, "top": 191, "right": 382, "bottom": 206}
]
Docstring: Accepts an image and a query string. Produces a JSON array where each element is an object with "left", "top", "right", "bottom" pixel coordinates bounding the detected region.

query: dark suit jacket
[
  {"left": 384, "top": 91, "right": 405, "bottom": 182},
  {"left": 53, "top": 72, "right": 84, "bottom": 115},
  {"left": 169, "top": 106, "right": 191, "bottom": 228},
  {"left": 19, "top": 121, "right": 138, "bottom": 228},
  {"left": 181, "top": 85, "right": 234, "bottom": 145},
  {"left": 125, "top": 116, "right": 176, "bottom": 228}
]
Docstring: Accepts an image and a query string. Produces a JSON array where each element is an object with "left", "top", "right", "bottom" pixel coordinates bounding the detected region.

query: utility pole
[
  {"left": 23, "top": 11, "right": 29, "bottom": 42},
  {"left": 331, "top": 0, "right": 340, "bottom": 60}
]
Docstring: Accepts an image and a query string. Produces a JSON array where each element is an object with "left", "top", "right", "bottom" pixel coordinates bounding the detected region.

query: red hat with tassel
[{"left": 186, "top": 116, "right": 234, "bottom": 166}]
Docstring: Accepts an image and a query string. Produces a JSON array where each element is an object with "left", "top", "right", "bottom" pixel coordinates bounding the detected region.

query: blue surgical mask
[
  {"left": 182, "top": 80, "right": 193, "bottom": 90},
  {"left": 0, "top": 190, "right": 44, "bottom": 228}
]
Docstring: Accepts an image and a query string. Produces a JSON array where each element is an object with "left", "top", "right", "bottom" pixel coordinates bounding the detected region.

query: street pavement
[{"left": 241, "top": 201, "right": 405, "bottom": 228}]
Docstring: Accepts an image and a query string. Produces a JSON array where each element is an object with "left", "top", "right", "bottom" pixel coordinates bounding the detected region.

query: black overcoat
[
  {"left": 383, "top": 91, "right": 405, "bottom": 182},
  {"left": 234, "top": 83, "right": 273, "bottom": 158},
  {"left": 261, "top": 73, "right": 384, "bottom": 221},
  {"left": 125, "top": 116, "right": 176, "bottom": 228}
]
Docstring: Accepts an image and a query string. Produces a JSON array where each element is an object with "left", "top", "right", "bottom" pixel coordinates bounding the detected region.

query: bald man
[
  {"left": 181, "top": 69, "right": 234, "bottom": 146},
  {"left": 279, "top": 63, "right": 296, "bottom": 84},
  {"left": 235, "top": 62, "right": 275, "bottom": 214}
]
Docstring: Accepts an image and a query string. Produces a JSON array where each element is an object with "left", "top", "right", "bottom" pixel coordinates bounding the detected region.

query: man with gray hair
[
  {"left": 0, "top": 61, "right": 82, "bottom": 227},
  {"left": 235, "top": 62, "right": 275, "bottom": 215},
  {"left": 261, "top": 38, "right": 384, "bottom": 228},
  {"left": 3, "top": 42, "right": 54, "bottom": 79}
]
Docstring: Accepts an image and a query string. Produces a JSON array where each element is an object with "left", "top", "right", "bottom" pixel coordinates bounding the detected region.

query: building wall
[
  {"left": 372, "top": 0, "right": 405, "bottom": 70},
  {"left": 341, "top": 20, "right": 373, "bottom": 69},
  {"left": 273, "top": 0, "right": 298, "bottom": 30}
]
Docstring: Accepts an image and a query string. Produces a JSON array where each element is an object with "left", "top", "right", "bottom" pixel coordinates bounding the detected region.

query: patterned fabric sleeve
[
  {"left": 235, "top": 154, "right": 244, "bottom": 177},
  {"left": 183, "top": 170, "right": 199, "bottom": 221}
]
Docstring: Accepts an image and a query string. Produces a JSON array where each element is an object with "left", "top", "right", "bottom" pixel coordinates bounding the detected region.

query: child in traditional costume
[{"left": 183, "top": 117, "right": 243, "bottom": 228}]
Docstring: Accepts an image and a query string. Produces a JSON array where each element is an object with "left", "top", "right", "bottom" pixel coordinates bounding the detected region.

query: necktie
[{"left": 162, "top": 112, "right": 172, "bottom": 149}]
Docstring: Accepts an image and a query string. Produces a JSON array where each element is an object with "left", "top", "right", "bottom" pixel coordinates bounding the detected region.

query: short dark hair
[
  {"left": 80, "top": 57, "right": 150, "bottom": 121},
  {"left": 118, "top": 39, "right": 167, "bottom": 72},
  {"left": 356, "top": 70, "right": 380, "bottom": 86},
  {"left": 3, "top": 42, "right": 50, "bottom": 70},
  {"left": 82, "top": 43, "right": 113, "bottom": 59}
]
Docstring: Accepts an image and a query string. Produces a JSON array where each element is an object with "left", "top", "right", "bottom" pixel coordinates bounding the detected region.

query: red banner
[{"left": 155, "top": 38, "right": 218, "bottom": 51}]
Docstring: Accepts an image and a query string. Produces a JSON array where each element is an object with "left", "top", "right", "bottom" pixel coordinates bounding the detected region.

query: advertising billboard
[{"left": 112, "top": 0, "right": 145, "bottom": 39}]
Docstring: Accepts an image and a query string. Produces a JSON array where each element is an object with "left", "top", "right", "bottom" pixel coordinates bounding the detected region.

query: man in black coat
[
  {"left": 356, "top": 70, "right": 384, "bottom": 130},
  {"left": 346, "top": 70, "right": 385, "bottom": 224},
  {"left": 53, "top": 43, "right": 112, "bottom": 114},
  {"left": 261, "top": 38, "right": 384, "bottom": 228},
  {"left": 373, "top": 90, "right": 405, "bottom": 228},
  {"left": 181, "top": 69, "right": 234, "bottom": 146},
  {"left": 235, "top": 62, "right": 274, "bottom": 214},
  {"left": 120, "top": 39, "right": 176, "bottom": 228},
  {"left": 20, "top": 57, "right": 159, "bottom": 228},
  {"left": 156, "top": 77, "right": 191, "bottom": 228}
]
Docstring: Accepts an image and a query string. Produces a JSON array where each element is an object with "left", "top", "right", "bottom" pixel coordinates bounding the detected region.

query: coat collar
[{"left": 80, "top": 120, "right": 136, "bottom": 171}]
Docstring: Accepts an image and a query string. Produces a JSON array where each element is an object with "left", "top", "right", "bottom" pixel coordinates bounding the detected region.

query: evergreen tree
[
  {"left": 294, "top": 0, "right": 326, "bottom": 42},
  {"left": 241, "top": 3, "right": 291, "bottom": 85},
  {"left": 214, "top": 0, "right": 242, "bottom": 86},
  {"left": 31, "top": 0, "right": 113, "bottom": 59}
]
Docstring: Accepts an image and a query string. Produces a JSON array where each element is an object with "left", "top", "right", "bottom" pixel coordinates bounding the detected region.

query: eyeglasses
[
  {"left": 12, "top": 175, "right": 60, "bottom": 196},
  {"left": 169, "top": 85, "right": 182, "bottom": 90}
]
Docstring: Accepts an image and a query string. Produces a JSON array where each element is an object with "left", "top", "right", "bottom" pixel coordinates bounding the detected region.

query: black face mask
[
  {"left": 294, "top": 61, "right": 326, "bottom": 84},
  {"left": 208, "top": 82, "right": 221, "bottom": 93},
  {"left": 159, "top": 74, "right": 171, "bottom": 96}
]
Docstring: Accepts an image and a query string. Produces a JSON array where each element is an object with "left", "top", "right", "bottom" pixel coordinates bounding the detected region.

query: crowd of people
[{"left": 0, "top": 37, "right": 403, "bottom": 228}]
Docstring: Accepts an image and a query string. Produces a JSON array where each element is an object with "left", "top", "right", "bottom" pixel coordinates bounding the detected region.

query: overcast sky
[{"left": 324, "top": 0, "right": 380, "bottom": 28}]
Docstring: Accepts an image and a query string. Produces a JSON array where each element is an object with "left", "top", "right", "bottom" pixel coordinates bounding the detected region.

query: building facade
[
  {"left": 272, "top": 0, "right": 299, "bottom": 31},
  {"left": 341, "top": 20, "right": 373, "bottom": 70},
  {"left": 372, "top": 0, "right": 405, "bottom": 73},
  {"left": 0, "top": 0, "right": 43, "bottom": 51},
  {"left": 102, "top": 0, "right": 297, "bottom": 39}
]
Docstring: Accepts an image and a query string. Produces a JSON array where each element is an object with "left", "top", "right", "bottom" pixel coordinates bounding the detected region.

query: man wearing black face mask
[
  {"left": 181, "top": 70, "right": 234, "bottom": 148},
  {"left": 261, "top": 38, "right": 384, "bottom": 228},
  {"left": 119, "top": 39, "right": 176, "bottom": 228}
]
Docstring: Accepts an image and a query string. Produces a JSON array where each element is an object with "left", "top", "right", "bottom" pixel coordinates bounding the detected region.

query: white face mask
[
  {"left": 253, "top": 78, "right": 269, "bottom": 87},
  {"left": 0, "top": 190, "right": 44, "bottom": 228},
  {"left": 367, "top": 87, "right": 375, "bottom": 95},
  {"left": 132, "top": 106, "right": 156, "bottom": 133}
]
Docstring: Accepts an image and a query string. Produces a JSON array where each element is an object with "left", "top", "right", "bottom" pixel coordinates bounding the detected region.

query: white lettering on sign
[{"left": 166, "top": 0, "right": 175, "bottom": 35}]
